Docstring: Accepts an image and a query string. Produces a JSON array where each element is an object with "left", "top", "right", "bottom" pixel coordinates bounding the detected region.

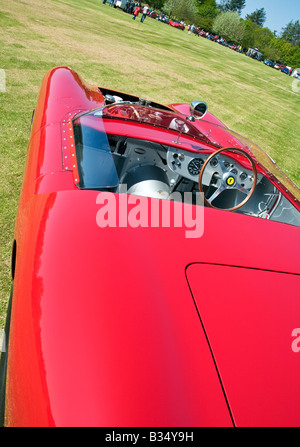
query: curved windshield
[
  {"left": 226, "top": 128, "right": 300, "bottom": 203},
  {"left": 73, "top": 116, "right": 119, "bottom": 189},
  {"left": 87, "top": 104, "right": 215, "bottom": 146},
  {"left": 72, "top": 107, "right": 300, "bottom": 212}
]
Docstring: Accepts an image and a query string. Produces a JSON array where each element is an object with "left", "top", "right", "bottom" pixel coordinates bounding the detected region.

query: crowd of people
[
  {"left": 123, "top": 1, "right": 143, "bottom": 15},
  {"left": 102, "top": 2, "right": 297, "bottom": 75},
  {"left": 102, "top": 2, "right": 243, "bottom": 51},
  {"left": 103, "top": 1, "right": 150, "bottom": 23},
  {"left": 131, "top": 4, "right": 150, "bottom": 22},
  {"left": 102, "top": 0, "right": 151, "bottom": 22},
  {"left": 102, "top": 0, "right": 116, "bottom": 6}
]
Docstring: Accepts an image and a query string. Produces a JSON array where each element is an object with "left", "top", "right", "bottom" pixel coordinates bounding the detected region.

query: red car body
[
  {"left": 1, "top": 66, "right": 300, "bottom": 427},
  {"left": 169, "top": 20, "right": 185, "bottom": 30}
]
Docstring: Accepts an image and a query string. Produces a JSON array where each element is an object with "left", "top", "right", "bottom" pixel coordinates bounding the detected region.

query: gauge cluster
[
  {"left": 187, "top": 158, "right": 205, "bottom": 176},
  {"left": 166, "top": 147, "right": 207, "bottom": 181},
  {"left": 166, "top": 146, "right": 259, "bottom": 189}
]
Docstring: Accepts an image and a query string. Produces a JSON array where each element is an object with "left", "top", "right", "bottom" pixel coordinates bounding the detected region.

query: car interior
[{"left": 73, "top": 117, "right": 300, "bottom": 228}]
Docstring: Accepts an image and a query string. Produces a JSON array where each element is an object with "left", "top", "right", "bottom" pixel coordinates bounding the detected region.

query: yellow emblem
[{"left": 226, "top": 176, "right": 235, "bottom": 186}]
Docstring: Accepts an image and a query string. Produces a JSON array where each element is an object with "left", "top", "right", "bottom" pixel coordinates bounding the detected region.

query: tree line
[{"left": 146, "top": 0, "right": 300, "bottom": 68}]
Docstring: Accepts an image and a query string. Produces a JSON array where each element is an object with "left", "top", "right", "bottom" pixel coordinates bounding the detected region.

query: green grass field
[{"left": 0, "top": 0, "right": 299, "bottom": 327}]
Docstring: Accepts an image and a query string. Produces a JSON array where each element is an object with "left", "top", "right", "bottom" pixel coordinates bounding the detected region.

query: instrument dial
[{"left": 187, "top": 158, "right": 204, "bottom": 176}]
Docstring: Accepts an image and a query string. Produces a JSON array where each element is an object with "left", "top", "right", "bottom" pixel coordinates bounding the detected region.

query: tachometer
[{"left": 187, "top": 158, "right": 204, "bottom": 176}]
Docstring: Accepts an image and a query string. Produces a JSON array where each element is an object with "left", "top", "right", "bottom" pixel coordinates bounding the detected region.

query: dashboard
[
  {"left": 95, "top": 134, "right": 300, "bottom": 227},
  {"left": 166, "top": 146, "right": 259, "bottom": 188}
]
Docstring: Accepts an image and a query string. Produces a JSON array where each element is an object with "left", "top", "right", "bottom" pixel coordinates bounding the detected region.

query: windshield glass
[
  {"left": 72, "top": 108, "right": 300, "bottom": 205},
  {"left": 226, "top": 128, "right": 300, "bottom": 202},
  {"left": 73, "top": 116, "right": 119, "bottom": 189},
  {"left": 89, "top": 104, "right": 215, "bottom": 146}
]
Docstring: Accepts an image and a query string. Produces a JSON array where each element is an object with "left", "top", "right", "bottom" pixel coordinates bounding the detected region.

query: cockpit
[{"left": 72, "top": 100, "right": 300, "bottom": 227}]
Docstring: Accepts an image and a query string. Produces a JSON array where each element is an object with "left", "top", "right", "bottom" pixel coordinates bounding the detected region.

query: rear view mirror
[{"left": 189, "top": 101, "right": 207, "bottom": 119}]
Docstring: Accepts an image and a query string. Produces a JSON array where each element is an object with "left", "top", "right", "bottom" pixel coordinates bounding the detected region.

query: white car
[{"left": 115, "top": 0, "right": 126, "bottom": 8}]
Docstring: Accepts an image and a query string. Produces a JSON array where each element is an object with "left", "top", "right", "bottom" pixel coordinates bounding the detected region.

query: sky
[{"left": 241, "top": 0, "right": 300, "bottom": 34}]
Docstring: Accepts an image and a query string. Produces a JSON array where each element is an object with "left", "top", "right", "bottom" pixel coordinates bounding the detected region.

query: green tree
[
  {"left": 270, "top": 37, "right": 297, "bottom": 64},
  {"left": 163, "top": 0, "right": 198, "bottom": 21},
  {"left": 286, "top": 45, "right": 300, "bottom": 67},
  {"left": 218, "top": 0, "right": 246, "bottom": 15},
  {"left": 197, "top": 0, "right": 220, "bottom": 30},
  {"left": 253, "top": 26, "right": 274, "bottom": 49},
  {"left": 148, "top": 0, "right": 165, "bottom": 9},
  {"left": 212, "top": 11, "right": 244, "bottom": 42},
  {"left": 281, "top": 20, "right": 300, "bottom": 46},
  {"left": 162, "top": 0, "right": 177, "bottom": 17},
  {"left": 240, "top": 19, "right": 256, "bottom": 49},
  {"left": 249, "top": 27, "right": 300, "bottom": 67},
  {"left": 246, "top": 8, "right": 266, "bottom": 27},
  {"left": 198, "top": 0, "right": 219, "bottom": 17}
]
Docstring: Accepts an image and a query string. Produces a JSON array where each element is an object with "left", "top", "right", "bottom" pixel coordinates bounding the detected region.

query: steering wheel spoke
[
  {"left": 216, "top": 155, "right": 229, "bottom": 174},
  {"left": 206, "top": 185, "right": 226, "bottom": 204},
  {"left": 235, "top": 181, "right": 251, "bottom": 195}
]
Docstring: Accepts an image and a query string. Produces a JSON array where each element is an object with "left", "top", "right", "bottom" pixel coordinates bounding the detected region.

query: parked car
[
  {"left": 169, "top": 20, "right": 185, "bottom": 30},
  {"left": 227, "top": 43, "right": 237, "bottom": 50},
  {"left": 264, "top": 59, "right": 275, "bottom": 67},
  {"left": 1, "top": 67, "right": 300, "bottom": 427},
  {"left": 157, "top": 14, "right": 169, "bottom": 23},
  {"left": 115, "top": 0, "right": 126, "bottom": 8},
  {"left": 274, "top": 63, "right": 285, "bottom": 70},
  {"left": 246, "top": 48, "right": 263, "bottom": 61},
  {"left": 281, "top": 66, "right": 292, "bottom": 75},
  {"left": 148, "top": 10, "right": 157, "bottom": 19}
]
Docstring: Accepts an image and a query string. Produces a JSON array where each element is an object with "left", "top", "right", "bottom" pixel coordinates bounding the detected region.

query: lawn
[{"left": 0, "top": 0, "right": 299, "bottom": 327}]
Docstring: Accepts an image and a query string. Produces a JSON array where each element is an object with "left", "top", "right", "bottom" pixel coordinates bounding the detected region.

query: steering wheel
[{"left": 198, "top": 147, "right": 257, "bottom": 211}]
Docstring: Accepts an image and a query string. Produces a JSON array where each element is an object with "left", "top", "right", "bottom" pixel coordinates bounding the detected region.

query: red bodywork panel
[
  {"left": 4, "top": 67, "right": 300, "bottom": 426},
  {"left": 187, "top": 264, "right": 300, "bottom": 426}
]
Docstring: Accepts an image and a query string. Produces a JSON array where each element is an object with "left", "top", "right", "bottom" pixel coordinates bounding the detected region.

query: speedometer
[{"left": 187, "top": 158, "right": 204, "bottom": 176}]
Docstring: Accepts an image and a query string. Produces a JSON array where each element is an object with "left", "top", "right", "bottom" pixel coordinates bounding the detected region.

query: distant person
[
  {"left": 132, "top": 3, "right": 141, "bottom": 19},
  {"left": 140, "top": 4, "right": 149, "bottom": 22},
  {"left": 102, "top": 0, "right": 107, "bottom": 4}
]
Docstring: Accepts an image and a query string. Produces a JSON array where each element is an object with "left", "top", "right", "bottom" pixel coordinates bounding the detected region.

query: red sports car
[
  {"left": 1, "top": 66, "right": 300, "bottom": 427},
  {"left": 169, "top": 20, "right": 185, "bottom": 30}
]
